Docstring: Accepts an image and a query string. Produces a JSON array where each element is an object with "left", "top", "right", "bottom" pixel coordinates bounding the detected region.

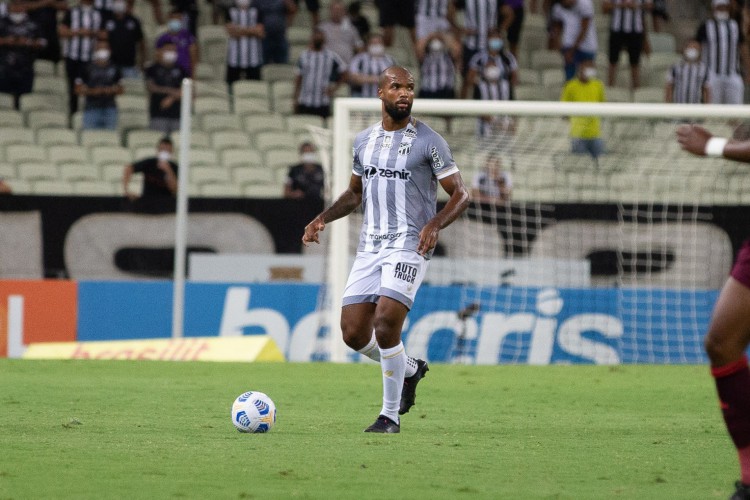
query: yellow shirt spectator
[{"left": 560, "top": 77, "right": 605, "bottom": 139}]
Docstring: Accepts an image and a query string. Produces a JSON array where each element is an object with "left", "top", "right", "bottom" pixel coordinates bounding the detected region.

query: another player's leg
[
  {"left": 704, "top": 275, "right": 750, "bottom": 497},
  {"left": 364, "top": 296, "right": 409, "bottom": 433}
]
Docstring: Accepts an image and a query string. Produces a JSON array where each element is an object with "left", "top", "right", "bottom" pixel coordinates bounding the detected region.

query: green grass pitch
[{"left": 0, "top": 360, "right": 737, "bottom": 499}]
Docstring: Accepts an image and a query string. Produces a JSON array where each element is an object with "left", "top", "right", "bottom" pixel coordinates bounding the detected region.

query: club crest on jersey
[
  {"left": 430, "top": 147, "right": 444, "bottom": 169},
  {"left": 398, "top": 142, "right": 411, "bottom": 156},
  {"left": 394, "top": 262, "right": 417, "bottom": 284},
  {"left": 381, "top": 136, "right": 393, "bottom": 149}
]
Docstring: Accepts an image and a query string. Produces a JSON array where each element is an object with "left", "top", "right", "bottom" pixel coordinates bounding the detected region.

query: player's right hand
[{"left": 302, "top": 217, "right": 325, "bottom": 246}]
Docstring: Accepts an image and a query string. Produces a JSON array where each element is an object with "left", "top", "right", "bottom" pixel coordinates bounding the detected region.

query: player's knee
[
  {"left": 372, "top": 314, "right": 401, "bottom": 345},
  {"left": 705, "top": 330, "right": 741, "bottom": 365},
  {"left": 340, "top": 317, "right": 367, "bottom": 350}
]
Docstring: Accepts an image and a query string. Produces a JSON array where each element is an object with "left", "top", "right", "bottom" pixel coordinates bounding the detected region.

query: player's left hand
[
  {"left": 417, "top": 221, "right": 441, "bottom": 256},
  {"left": 676, "top": 124, "right": 712, "bottom": 156},
  {"left": 302, "top": 216, "right": 325, "bottom": 246}
]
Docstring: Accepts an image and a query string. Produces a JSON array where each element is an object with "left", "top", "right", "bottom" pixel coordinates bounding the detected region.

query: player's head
[
  {"left": 367, "top": 32, "right": 385, "bottom": 56},
  {"left": 577, "top": 60, "right": 596, "bottom": 82},
  {"left": 713, "top": 0, "right": 731, "bottom": 20},
  {"left": 310, "top": 28, "right": 326, "bottom": 50},
  {"left": 378, "top": 66, "right": 415, "bottom": 122},
  {"left": 683, "top": 39, "right": 701, "bottom": 62}
]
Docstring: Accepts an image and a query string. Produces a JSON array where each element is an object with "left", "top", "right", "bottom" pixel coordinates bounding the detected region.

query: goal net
[{"left": 311, "top": 98, "right": 749, "bottom": 365}]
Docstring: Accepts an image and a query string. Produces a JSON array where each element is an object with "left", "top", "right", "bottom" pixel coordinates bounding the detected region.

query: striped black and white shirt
[
  {"left": 93, "top": 0, "right": 114, "bottom": 13},
  {"left": 469, "top": 50, "right": 517, "bottom": 101},
  {"left": 666, "top": 61, "right": 709, "bottom": 104},
  {"left": 296, "top": 48, "right": 345, "bottom": 107},
  {"left": 0, "top": 2, "right": 7, "bottom": 18},
  {"left": 61, "top": 6, "right": 105, "bottom": 61},
  {"left": 417, "top": 0, "right": 450, "bottom": 18},
  {"left": 697, "top": 18, "right": 744, "bottom": 76},
  {"left": 609, "top": 0, "right": 651, "bottom": 34},
  {"left": 349, "top": 52, "right": 395, "bottom": 97},
  {"left": 462, "top": 0, "right": 497, "bottom": 51},
  {"left": 420, "top": 50, "right": 456, "bottom": 92},
  {"left": 226, "top": 6, "right": 264, "bottom": 68}
]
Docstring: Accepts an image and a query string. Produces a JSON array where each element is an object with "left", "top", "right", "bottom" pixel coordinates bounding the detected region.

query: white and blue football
[{"left": 231, "top": 391, "right": 277, "bottom": 433}]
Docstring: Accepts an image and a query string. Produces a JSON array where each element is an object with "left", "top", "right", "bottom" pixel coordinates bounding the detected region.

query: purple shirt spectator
[{"left": 155, "top": 30, "right": 196, "bottom": 76}]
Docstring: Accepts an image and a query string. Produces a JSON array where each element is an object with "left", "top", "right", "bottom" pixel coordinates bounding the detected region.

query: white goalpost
[{"left": 319, "top": 98, "right": 750, "bottom": 364}]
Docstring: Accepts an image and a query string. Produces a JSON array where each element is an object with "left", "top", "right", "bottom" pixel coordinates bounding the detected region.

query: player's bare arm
[
  {"left": 417, "top": 172, "right": 470, "bottom": 256},
  {"left": 678, "top": 124, "right": 750, "bottom": 162},
  {"left": 302, "top": 174, "right": 363, "bottom": 246}
]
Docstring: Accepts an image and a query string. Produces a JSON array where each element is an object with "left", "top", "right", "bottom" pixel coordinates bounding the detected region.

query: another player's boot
[
  {"left": 399, "top": 359, "right": 429, "bottom": 415},
  {"left": 363, "top": 415, "right": 400, "bottom": 433},
  {"left": 731, "top": 481, "right": 750, "bottom": 500}
]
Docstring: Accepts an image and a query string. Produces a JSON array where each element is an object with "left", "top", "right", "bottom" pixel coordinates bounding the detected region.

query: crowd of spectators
[{"left": 0, "top": 0, "right": 749, "bottom": 199}]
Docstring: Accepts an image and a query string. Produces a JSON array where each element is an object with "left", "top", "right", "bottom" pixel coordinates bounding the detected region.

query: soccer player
[
  {"left": 677, "top": 124, "right": 750, "bottom": 499},
  {"left": 302, "top": 65, "right": 470, "bottom": 433}
]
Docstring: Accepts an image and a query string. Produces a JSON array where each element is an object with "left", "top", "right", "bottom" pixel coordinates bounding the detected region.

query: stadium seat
[
  {"left": 19, "top": 93, "right": 63, "bottom": 114},
  {"left": 121, "top": 78, "right": 147, "bottom": 96},
  {"left": 204, "top": 40, "right": 227, "bottom": 64},
  {"left": 35, "top": 127, "right": 77, "bottom": 147},
  {"left": 190, "top": 166, "right": 232, "bottom": 185},
  {"left": 71, "top": 112, "right": 83, "bottom": 131},
  {"left": 17, "top": 162, "right": 58, "bottom": 181},
  {"left": 264, "top": 149, "right": 298, "bottom": 170},
  {"left": 211, "top": 130, "right": 250, "bottom": 150},
  {"left": 649, "top": 33, "right": 676, "bottom": 54},
  {"left": 80, "top": 129, "right": 121, "bottom": 148},
  {"left": 232, "top": 80, "right": 270, "bottom": 100},
  {"left": 47, "top": 145, "right": 89, "bottom": 165},
  {"left": 221, "top": 148, "right": 263, "bottom": 169},
  {"left": 514, "top": 85, "right": 546, "bottom": 101},
  {"left": 194, "top": 95, "right": 231, "bottom": 115},
  {"left": 0, "top": 94, "right": 14, "bottom": 109},
  {"left": 117, "top": 95, "right": 148, "bottom": 112},
  {"left": 197, "top": 24, "right": 226, "bottom": 45},
  {"left": 33, "top": 59, "right": 58, "bottom": 76},
  {"left": 242, "top": 113, "right": 286, "bottom": 137},
  {"left": 541, "top": 69, "right": 565, "bottom": 92},
  {"left": 32, "top": 179, "right": 74, "bottom": 195},
  {"left": 287, "top": 26, "right": 310, "bottom": 45},
  {"left": 233, "top": 164, "right": 276, "bottom": 185},
  {"left": 244, "top": 183, "right": 282, "bottom": 198},
  {"left": 33, "top": 75, "right": 66, "bottom": 96},
  {"left": 200, "top": 183, "right": 243, "bottom": 197},
  {"left": 59, "top": 162, "right": 99, "bottom": 182},
  {"left": 90, "top": 145, "right": 132, "bottom": 168},
  {"left": 6, "top": 144, "right": 46, "bottom": 164},
  {"left": 118, "top": 110, "right": 150, "bottom": 133},
  {"left": 199, "top": 112, "right": 242, "bottom": 133},
  {"left": 193, "top": 62, "right": 221, "bottom": 81},
  {"left": 605, "top": 87, "right": 632, "bottom": 103},
  {"left": 263, "top": 64, "right": 296, "bottom": 83},
  {"left": 518, "top": 70, "right": 541, "bottom": 86},
  {"left": 73, "top": 180, "right": 117, "bottom": 195},
  {"left": 633, "top": 87, "right": 664, "bottom": 103},
  {"left": 254, "top": 131, "right": 297, "bottom": 152},
  {"left": 0, "top": 128, "right": 34, "bottom": 151},
  {"left": 170, "top": 130, "right": 211, "bottom": 150},
  {"left": 5, "top": 178, "right": 31, "bottom": 193},
  {"left": 530, "top": 49, "right": 562, "bottom": 72},
  {"left": 101, "top": 163, "right": 125, "bottom": 182},
  {"left": 233, "top": 97, "right": 271, "bottom": 114},
  {"left": 270, "top": 80, "right": 295, "bottom": 112},
  {"left": 126, "top": 129, "right": 164, "bottom": 149},
  {"left": 0, "top": 109, "right": 23, "bottom": 127},
  {"left": 0, "top": 162, "right": 17, "bottom": 179},
  {"left": 26, "top": 110, "right": 68, "bottom": 130},
  {"left": 285, "top": 114, "right": 325, "bottom": 135},
  {"left": 186, "top": 149, "right": 220, "bottom": 167}
]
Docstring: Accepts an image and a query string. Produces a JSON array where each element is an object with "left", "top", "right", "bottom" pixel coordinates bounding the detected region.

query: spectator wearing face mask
[
  {"left": 145, "top": 42, "right": 186, "bottom": 134},
  {"left": 225, "top": 0, "right": 265, "bottom": 88},
  {"left": 59, "top": 0, "right": 107, "bottom": 117},
  {"left": 665, "top": 40, "right": 710, "bottom": 104},
  {"left": 560, "top": 59, "right": 605, "bottom": 161},
  {"left": 416, "top": 31, "right": 460, "bottom": 99},
  {"left": 293, "top": 28, "right": 346, "bottom": 119},
  {"left": 104, "top": 0, "right": 145, "bottom": 79},
  {"left": 123, "top": 137, "right": 179, "bottom": 200},
  {"left": 348, "top": 32, "right": 394, "bottom": 97},
  {"left": 284, "top": 142, "right": 325, "bottom": 201},
  {"left": 155, "top": 9, "right": 198, "bottom": 77},
  {"left": 0, "top": 3, "right": 46, "bottom": 110},
  {"left": 550, "top": 0, "right": 597, "bottom": 81},
  {"left": 462, "top": 30, "right": 517, "bottom": 138},
  {"left": 696, "top": 0, "right": 748, "bottom": 105},
  {"left": 75, "top": 38, "right": 123, "bottom": 130}
]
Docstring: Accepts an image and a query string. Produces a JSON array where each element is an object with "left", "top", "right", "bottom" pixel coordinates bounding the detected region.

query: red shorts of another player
[{"left": 731, "top": 239, "right": 750, "bottom": 288}]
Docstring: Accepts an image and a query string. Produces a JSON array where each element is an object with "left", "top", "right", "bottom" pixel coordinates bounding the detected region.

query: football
[{"left": 231, "top": 391, "right": 277, "bottom": 433}]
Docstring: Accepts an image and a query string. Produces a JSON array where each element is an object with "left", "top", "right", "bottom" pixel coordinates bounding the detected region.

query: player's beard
[{"left": 384, "top": 100, "right": 412, "bottom": 121}]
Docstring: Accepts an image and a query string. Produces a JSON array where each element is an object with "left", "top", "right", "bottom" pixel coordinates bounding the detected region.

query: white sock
[
  {"left": 356, "top": 334, "right": 380, "bottom": 362},
  {"left": 379, "top": 342, "right": 406, "bottom": 423},
  {"left": 358, "top": 333, "right": 418, "bottom": 377}
]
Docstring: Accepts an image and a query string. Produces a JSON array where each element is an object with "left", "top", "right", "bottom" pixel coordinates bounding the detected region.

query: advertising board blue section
[{"left": 77, "top": 281, "right": 718, "bottom": 364}]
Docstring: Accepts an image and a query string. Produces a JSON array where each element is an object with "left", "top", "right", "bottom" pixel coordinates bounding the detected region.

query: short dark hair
[
  {"left": 299, "top": 141, "right": 314, "bottom": 153},
  {"left": 159, "top": 137, "right": 173, "bottom": 147}
]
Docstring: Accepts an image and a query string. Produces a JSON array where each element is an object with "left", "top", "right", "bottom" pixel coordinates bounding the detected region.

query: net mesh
[{"left": 311, "top": 104, "right": 747, "bottom": 364}]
